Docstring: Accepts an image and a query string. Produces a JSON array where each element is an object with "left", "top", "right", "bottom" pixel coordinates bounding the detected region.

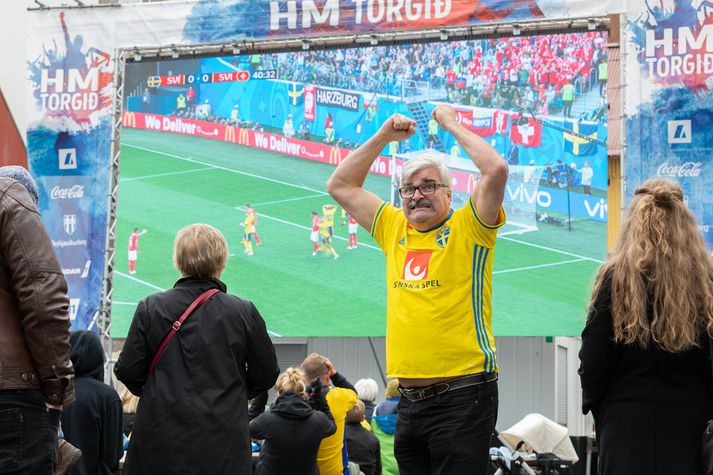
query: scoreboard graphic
[{"left": 147, "top": 69, "right": 276, "bottom": 87}]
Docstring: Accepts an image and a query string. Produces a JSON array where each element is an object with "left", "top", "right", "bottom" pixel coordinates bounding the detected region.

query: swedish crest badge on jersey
[{"left": 435, "top": 226, "right": 450, "bottom": 248}]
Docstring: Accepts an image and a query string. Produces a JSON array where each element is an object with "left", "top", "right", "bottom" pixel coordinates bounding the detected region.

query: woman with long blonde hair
[{"left": 579, "top": 178, "right": 713, "bottom": 474}]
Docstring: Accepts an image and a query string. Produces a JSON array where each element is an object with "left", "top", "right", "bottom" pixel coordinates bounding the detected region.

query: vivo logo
[
  {"left": 657, "top": 161, "right": 702, "bottom": 178},
  {"left": 506, "top": 184, "right": 551, "bottom": 207},
  {"left": 584, "top": 198, "right": 608, "bottom": 219},
  {"left": 50, "top": 185, "right": 85, "bottom": 200}
]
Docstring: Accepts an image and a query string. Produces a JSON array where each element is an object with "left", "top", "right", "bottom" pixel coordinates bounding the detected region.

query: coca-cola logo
[
  {"left": 656, "top": 161, "right": 703, "bottom": 178},
  {"left": 51, "top": 185, "right": 85, "bottom": 200}
]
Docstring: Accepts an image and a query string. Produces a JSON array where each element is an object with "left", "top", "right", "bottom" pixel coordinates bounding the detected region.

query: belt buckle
[
  {"left": 402, "top": 382, "right": 450, "bottom": 402},
  {"left": 433, "top": 382, "right": 450, "bottom": 396},
  {"left": 400, "top": 386, "right": 427, "bottom": 402}
]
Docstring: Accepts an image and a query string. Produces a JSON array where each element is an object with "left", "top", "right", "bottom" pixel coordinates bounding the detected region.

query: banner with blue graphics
[{"left": 625, "top": 1, "right": 713, "bottom": 249}]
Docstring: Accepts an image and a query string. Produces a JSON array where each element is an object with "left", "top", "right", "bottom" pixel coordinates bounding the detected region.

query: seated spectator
[
  {"left": 120, "top": 387, "right": 139, "bottom": 437},
  {"left": 298, "top": 121, "right": 312, "bottom": 140},
  {"left": 354, "top": 378, "right": 379, "bottom": 424},
  {"left": 372, "top": 379, "right": 400, "bottom": 475},
  {"left": 250, "top": 367, "right": 336, "bottom": 475},
  {"left": 346, "top": 400, "right": 382, "bottom": 475},
  {"left": 302, "top": 353, "right": 358, "bottom": 475},
  {"left": 60, "top": 331, "right": 124, "bottom": 475}
]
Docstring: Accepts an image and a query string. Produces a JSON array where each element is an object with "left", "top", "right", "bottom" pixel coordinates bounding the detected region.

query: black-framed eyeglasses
[{"left": 398, "top": 183, "right": 448, "bottom": 199}]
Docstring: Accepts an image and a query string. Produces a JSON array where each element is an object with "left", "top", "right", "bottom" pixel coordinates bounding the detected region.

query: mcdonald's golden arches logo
[
  {"left": 467, "top": 173, "right": 479, "bottom": 194},
  {"left": 238, "top": 128, "right": 249, "bottom": 146},
  {"left": 224, "top": 126, "right": 236, "bottom": 143},
  {"left": 123, "top": 111, "right": 136, "bottom": 128},
  {"left": 329, "top": 146, "right": 343, "bottom": 165}
]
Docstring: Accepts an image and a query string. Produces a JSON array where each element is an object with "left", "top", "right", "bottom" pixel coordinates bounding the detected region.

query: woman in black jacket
[
  {"left": 250, "top": 367, "right": 337, "bottom": 475},
  {"left": 114, "top": 224, "right": 279, "bottom": 475},
  {"left": 579, "top": 178, "right": 713, "bottom": 475}
]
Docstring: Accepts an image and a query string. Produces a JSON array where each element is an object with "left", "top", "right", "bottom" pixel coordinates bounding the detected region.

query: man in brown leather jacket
[{"left": 0, "top": 166, "right": 75, "bottom": 474}]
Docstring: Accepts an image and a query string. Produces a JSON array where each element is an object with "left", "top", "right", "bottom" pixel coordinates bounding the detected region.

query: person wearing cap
[{"left": 0, "top": 166, "right": 75, "bottom": 474}]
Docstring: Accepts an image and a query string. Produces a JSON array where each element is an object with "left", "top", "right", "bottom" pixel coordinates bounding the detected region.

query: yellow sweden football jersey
[
  {"left": 322, "top": 205, "right": 337, "bottom": 226},
  {"left": 371, "top": 199, "right": 505, "bottom": 378},
  {"left": 243, "top": 213, "right": 255, "bottom": 234},
  {"left": 318, "top": 220, "right": 331, "bottom": 239},
  {"left": 318, "top": 387, "right": 358, "bottom": 475}
]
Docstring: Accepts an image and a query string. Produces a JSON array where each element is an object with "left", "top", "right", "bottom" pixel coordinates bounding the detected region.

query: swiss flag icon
[
  {"left": 511, "top": 117, "right": 542, "bottom": 147},
  {"left": 402, "top": 251, "right": 433, "bottom": 281}
]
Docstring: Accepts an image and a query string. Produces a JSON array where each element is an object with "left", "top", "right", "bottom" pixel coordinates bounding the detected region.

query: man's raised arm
[
  {"left": 327, "top": 114, "right": 416, "bottom": 231},
  {"left": 432, "top": 105, "right": 508, "bottom": 226}
]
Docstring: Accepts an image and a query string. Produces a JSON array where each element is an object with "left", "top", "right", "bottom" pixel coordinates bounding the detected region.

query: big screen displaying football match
[{"left": 113, "top": 31, "right": 608, "bottom": 338}]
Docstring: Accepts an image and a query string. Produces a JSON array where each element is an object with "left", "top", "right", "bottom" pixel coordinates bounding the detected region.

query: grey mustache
[{"left": 409, "top": 198, "right": 432, "bottom": 209}]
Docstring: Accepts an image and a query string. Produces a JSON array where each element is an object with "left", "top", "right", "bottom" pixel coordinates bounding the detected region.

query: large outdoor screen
[{"left": 114, "top": 31, "right": 608, "bottom": 338}]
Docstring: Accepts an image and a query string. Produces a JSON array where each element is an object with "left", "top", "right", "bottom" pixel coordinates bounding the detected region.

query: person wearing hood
[
  {"left": 249, "top": 367, "right": 337, "bottom": 475},
  {"left": 372, "top": 379, "right": 400, "bottom": 475},
  {"left": 60, "top": 331, "right": 123, "bottom": 475}
]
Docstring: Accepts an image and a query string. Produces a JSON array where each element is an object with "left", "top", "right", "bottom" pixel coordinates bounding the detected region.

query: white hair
[
  {"left": 401, "top": 154, "right": 452, "bottom": 189},
  {"left": 354, "top": 378, "right": 379, "bottom": 402}
]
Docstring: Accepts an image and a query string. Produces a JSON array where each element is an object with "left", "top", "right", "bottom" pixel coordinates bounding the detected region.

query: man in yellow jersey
[
  {"left": 327, "top": 104, "right": 508, "bottom": 475},
  {"left": 318, "top": 216, "right": 339, "bottom": 260},
  {"left": 302, "top": 353, "right": 358, "bottom": 475},
  {"left": 322, "top": 203, "right": 338, "bottom": 237},
  {"left": 240, "top": 210, "right": 255, "bottom": 256}
]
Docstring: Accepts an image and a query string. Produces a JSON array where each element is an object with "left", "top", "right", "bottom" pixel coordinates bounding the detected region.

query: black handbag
[{"left": 703, "top": 338, "right": 713, "bottom": 475}]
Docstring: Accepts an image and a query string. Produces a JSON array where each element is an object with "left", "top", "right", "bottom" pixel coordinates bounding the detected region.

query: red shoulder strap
[{"left": 148, "top": 288, "right": 220, "bottom": 377}]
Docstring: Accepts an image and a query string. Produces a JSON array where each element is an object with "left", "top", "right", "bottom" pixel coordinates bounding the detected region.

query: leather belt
[{"left": 398, "top": 372, "right": 498, "bottom": 402}]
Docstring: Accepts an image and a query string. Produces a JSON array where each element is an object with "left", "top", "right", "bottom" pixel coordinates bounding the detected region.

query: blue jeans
[
  {"left": 0, "top": 390, "right": 59, "bottom": 475},
  {"left": 394, "top": 381, "right": 498, "bottom": 475}
]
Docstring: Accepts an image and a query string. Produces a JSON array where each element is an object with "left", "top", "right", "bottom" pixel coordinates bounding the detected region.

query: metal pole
[
  {"left": 566, "top": 171, "right": 572, "bottom": 231},
  {"left": 367, "top": 337, "right": 388, "bottom": 387},
  {"left": 100, "top": 47, "right": 126, "bottom": 383}
]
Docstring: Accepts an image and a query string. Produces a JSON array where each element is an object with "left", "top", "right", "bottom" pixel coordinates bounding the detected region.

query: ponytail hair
[{"left": 275, "top": 367, "right": 307, "bottom": 395}]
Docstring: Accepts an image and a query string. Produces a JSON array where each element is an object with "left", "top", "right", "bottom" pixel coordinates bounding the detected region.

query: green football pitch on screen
[{"left": 111, "top": 128, "right": 605, "bottom": 338}]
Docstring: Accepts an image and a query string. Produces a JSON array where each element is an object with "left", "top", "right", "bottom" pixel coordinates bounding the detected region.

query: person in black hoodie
[
  {"left": 250, "top": 367, "right": 337, "bottom": 475},
  {"left": 60, "top": 331, "right": 123, "bottom": 475},
  {"left": 345, "top": 400, "right": 382, "bottom": 475}
]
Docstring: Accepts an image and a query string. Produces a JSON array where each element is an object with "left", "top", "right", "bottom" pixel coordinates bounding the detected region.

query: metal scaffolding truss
[
  {"left": 125, "top": 15, "right": 609, "bottom": 62},
  {"left": 98, "top": 47, "right": 126, "bottom": 376}
]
